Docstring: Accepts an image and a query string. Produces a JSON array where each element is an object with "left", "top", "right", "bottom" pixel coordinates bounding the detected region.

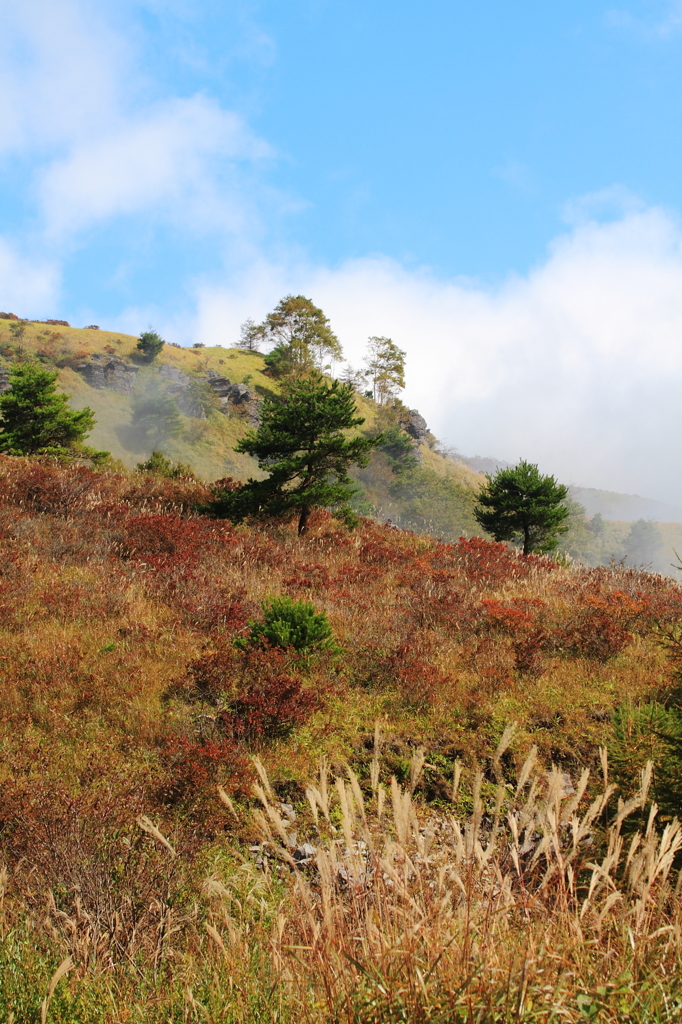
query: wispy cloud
[
  {"left": 39, "top": 95, "right": 272, "bottom": 237},
  {"left": 605, "top": 1, "right": 682, "bottom": 38},
  {"left": 0, "top": 238, "right": 59, "bottom": 314},
  {"left": 0, "top": 0, "right": 127, "bottom": 152},
  {"left": 0, "top": 0, "right": 281, "bottom": 267}
]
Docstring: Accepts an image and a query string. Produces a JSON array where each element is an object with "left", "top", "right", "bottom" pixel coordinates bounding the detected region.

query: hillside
[
  {"left": 570, "top": 485, "right": 682, "bottom": 523},
  {"left": 0, "top": 317, "right": 274, "bottom": 480},
  {"left": 1, "top": 456, "right": 682, "bottom": 1019},
  {"left": 0, "top": 317, "right": 486, "bottom": 542},
  {"left": 4, "top": 317, "right": 682, "bottom": 585}
]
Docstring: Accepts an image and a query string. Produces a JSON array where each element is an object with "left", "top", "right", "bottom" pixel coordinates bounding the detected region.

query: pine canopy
[
  {"left": 208, "top": 373, "right": 380, "bottom": 535},
  {"left": 0, "top": 362, "right": 96, "bottom": 457},
  {"left": 474, "top": 459, "right": 569, "bottom": 555}
]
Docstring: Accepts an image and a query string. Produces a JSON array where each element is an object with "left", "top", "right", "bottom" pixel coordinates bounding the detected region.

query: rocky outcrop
[
  {"left": 0, "top": 367, "right": 10, "bottom": 392},
  {"left": 205, "top": 371, "right": 261, "bottom": 424},
  {"left": 405, "top": 409, "right": 429, "bottom": 442},
  {"left": 159, "top": 365, "right": 205, "bottom": 418},
  {"left": 75, "top": 353, "right": 139, "bottom": 394}
]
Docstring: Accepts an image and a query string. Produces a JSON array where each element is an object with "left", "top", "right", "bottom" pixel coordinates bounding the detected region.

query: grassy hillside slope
[
  {"left": 2, "top": 457, "right": 682, "bottom": 1019},
  {"left": 0, "top": 319, "right": 486, "bottom": 541},
  {"left": 3, "top": 319, "right": 681, "bottom": 576},
  {"left": 0, "top": 319, "right": 271, "bottom": 480}
]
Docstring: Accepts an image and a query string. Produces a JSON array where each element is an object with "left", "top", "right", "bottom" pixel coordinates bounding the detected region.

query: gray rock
[
  {"left": 406, "top": 409, "right": 428, "bottom": 441},
  {"left": 0, "top": 367, "right": 10, "bottom": 393},
  {"left": 226, "top": 382, "right": 253, "bottom": 404},
  {"left": 279, "top": 802, "right": 297, "bottom": 822},
  {"left": 205, "top": 371, "right": 262, "bottom": 424},
  {"left": 294, "top": 843, "right": 317, "bottom": 863},
  {"left": 75, "top": 353, "right": 139, "bottom": 394}
]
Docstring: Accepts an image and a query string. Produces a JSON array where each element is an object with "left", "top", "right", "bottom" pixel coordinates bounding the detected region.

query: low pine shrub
[
  {"left": 136, "top": 450, "right": 194, "bottom": 479},
  {"left": 609, "top": 701, "right": 682, "bottom": 820},
  {"left": 239, "top": 595, "right": 337, "bottom": 653}
]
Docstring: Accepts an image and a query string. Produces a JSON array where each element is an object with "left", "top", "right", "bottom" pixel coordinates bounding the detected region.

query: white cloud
[
  {"left": 39, "top": 95, "right": 273, "bottom": 236},
  {"left": 0, "top": 239, "right": 59, "bottom": 314},
  {"left": 195, "top": 205, "right": 682, "bottom": 505},
  {"left": 0, "top": 0, "right": 277, "bottom": 242},
  {"left": 0, "top": 0, "right": 127, "bottom": 152}
]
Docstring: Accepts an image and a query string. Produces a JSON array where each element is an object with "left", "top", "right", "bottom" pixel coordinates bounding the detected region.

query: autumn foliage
[{"left": 1, "top": 454, "right": 682, "bottom": 1017}]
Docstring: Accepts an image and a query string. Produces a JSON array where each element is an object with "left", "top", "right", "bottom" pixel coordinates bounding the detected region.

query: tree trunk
[
  {"left": 298, "top": 504, "right": 312, "bottom": 536},
  {"left": 523, "top": 524, "right": 530, "bottom": 556}
]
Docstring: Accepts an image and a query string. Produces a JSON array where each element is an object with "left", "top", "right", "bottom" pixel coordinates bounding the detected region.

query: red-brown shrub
[
  {"left": 189, "top": 644, "right": 320, "bottom": 740},
  {"left": 6, "top": 463, "right": 105, "bottom": 516},
  {"left": 283, "top": 561, "right": 332, "bottom": 591},
  {"left": 555, "top": 589, "right": 646, "bottom": 661},
  {"left": 452, "top": 536, "right": 553, "bottom": 587},
  {"left": 159, "top": 736, "right": 250, "bottom": 805},
  {"left": 221, "top": 673, "right": 318, "bottom": 740}
]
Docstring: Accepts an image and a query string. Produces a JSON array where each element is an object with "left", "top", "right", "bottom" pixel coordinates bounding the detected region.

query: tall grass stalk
[{"left": 230, "top": 747, "right": 682, "bottom": 1022}]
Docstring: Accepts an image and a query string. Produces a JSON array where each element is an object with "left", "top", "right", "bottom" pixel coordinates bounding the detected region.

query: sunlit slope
[
  {"left": 5, "top": 318, "right": 680, "bottom": 575},
  {"left": 0, "top": 319, "right": 479, "bottom": 495},
  {"left": 0, "top": 320, "right": 272, "bottom": 479}
]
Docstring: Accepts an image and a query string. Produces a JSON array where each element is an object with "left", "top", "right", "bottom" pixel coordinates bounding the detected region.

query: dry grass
[
  {"left": 207, "top": 744, "right": 682, "bottom": 1022},
  {"left": 0, "top": 457, "right": 681, "bottom": 1019}
]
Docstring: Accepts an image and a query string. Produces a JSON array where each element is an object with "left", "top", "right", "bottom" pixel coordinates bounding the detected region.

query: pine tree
[
  {"left": 206, "top": 373, "right": 380, "bottom": 535},
  {"left": 130, "top": 382, "right": 183, "bottom": 449},
  {"left": 474, "top": 460, "right": 569, "bottom": 555},
  {"left": 238, "top": 318, "right": 263, "bottom": 352},
  {"left": 622, "top": 519, "right": 663, "bottom": 568},
  {"left": 136, "top": 329, "right": 165, "bottom": 362},
  {"left": 0, "top": 362, "right": 98, "bottom": 457}
]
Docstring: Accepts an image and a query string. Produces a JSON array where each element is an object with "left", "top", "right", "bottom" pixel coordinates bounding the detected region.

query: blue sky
[{"left": 5, "top": 0, "right": 682, "bottom": 500}]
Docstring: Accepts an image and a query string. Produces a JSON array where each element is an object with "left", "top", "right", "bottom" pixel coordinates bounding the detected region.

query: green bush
[
  {"left": 136, "top": 329, "right": 165, "bottom": 361},
  {"left": 136, "top": 450, "right": 193, "bottom": 479},
  {"left": 239, "top": 596, "right": 337, "bottom": 653}
]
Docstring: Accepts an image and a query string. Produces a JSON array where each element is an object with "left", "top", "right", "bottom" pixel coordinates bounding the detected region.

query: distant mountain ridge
[
  {"left": 448, "top": 449, "right": 682, "bottom": 524},
  {"left": 568, "top": 487, "right": 682, "bottom": 524}
]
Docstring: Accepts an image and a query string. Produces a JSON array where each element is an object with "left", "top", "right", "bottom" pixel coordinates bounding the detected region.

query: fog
[{"left": 194, "top": 203, "right": 682, "bottom": 506}]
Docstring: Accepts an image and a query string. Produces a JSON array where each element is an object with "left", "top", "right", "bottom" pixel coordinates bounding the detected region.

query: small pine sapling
[
  {"left": 237, "top": 596, "right": 337, "bottom": 654},
  {"left": 136, "top": 329, "right": 165, "bottom": 362}
]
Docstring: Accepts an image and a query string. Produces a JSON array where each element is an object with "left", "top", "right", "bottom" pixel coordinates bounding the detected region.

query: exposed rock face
[
  {"left": 205, "top": 371, "right": 261, "bottom": 424},
  {"left": 159, "top": 365, "right": 205, "bottom": 418},
  {"left": 406, "top": 409, "right": 429, "bottom": 442},
  {"left": 0, "top": 367, "right": 10, "bottom": 392},
  {"left": 75, "top": 353, "right": 139, "bottom": 394}
]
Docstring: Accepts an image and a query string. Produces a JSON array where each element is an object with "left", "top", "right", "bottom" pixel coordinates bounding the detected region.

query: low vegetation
[{"left": 1, "top": 455, "right": 682, "bottom": 1019}]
